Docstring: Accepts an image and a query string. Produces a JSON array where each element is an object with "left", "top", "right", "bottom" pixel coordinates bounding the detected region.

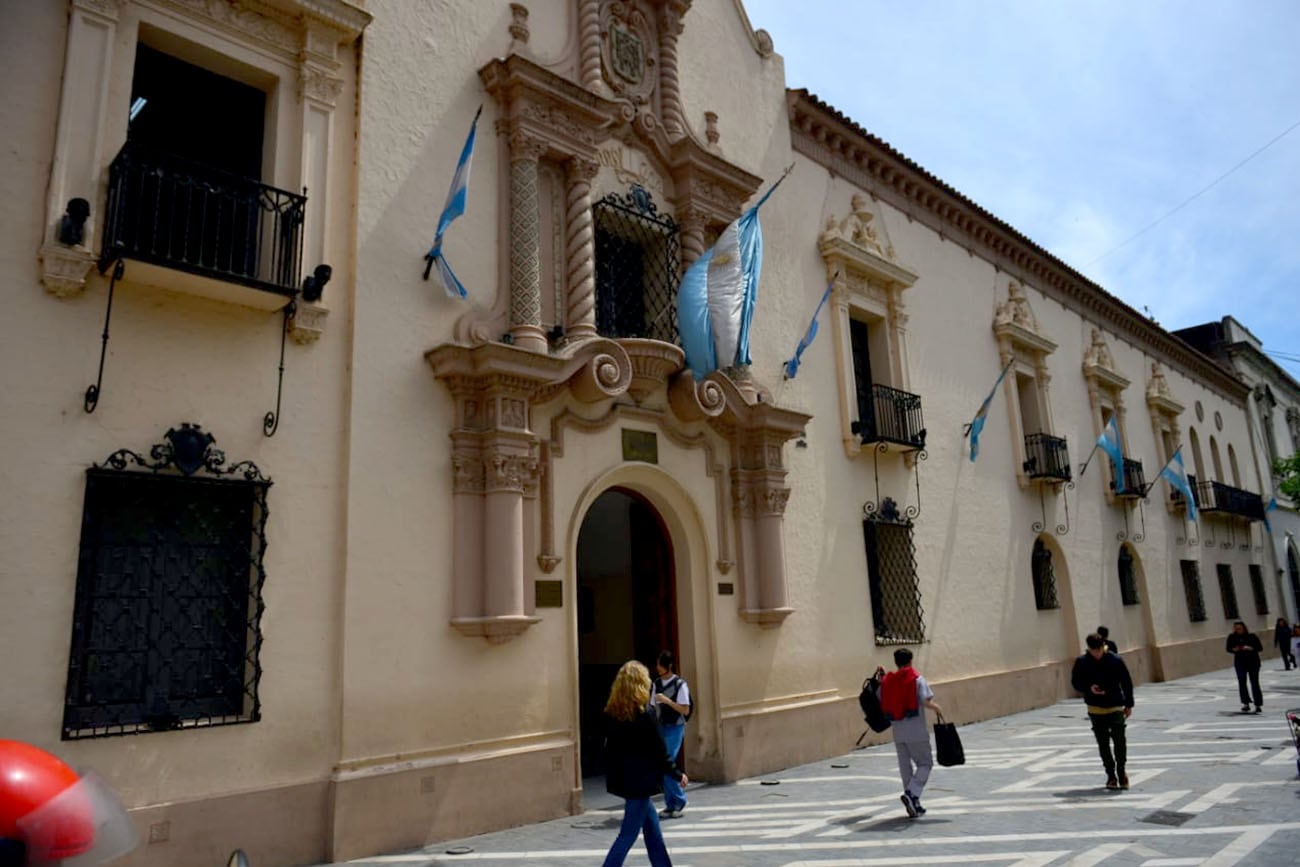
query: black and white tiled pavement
[{"left": 327, "top": 665, "right": 1300, "bottom": 866}]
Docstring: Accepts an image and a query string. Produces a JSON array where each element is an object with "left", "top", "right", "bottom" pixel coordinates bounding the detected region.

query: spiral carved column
[
  {"left": 658, "top": 5, "right": 686, "bottom": 138},
  {"left": 578, "top": 0, "right": 602, "bottom": 91},
  {"left": 564, "top": 158, "right": 599, "bottom": 340},
  {"left": 508, "top": 137, "right": 548, "bottom": 352},
  {"left": 679, "top": 207, "right": 707, "bottom": 270}
]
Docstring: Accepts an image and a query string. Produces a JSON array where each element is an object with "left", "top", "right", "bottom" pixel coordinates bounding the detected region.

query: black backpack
[
  {"left": 656, "top": 675, "right": 693, "bottom": 723},
  {"left": 859, "top": 674, "right": 891, "bottom": 733}
]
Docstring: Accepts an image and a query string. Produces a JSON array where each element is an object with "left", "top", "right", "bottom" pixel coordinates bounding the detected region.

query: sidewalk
[{"left": 323, "top": 665, "right": 1300, "bottom": 866}]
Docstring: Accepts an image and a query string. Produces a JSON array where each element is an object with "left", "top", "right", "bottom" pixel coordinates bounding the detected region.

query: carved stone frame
[
  {"left": 992, "top": 281, "right": 1060, "bottom": 487},
  {"left": 1081, "top": 328, "right": 1131, "bottom": 503},
  {"left": 1146, "top": 363, "right": 1186, "bottom": 514}
]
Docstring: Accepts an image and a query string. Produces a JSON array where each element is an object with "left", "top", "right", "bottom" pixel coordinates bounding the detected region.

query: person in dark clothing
[
  {"left": 1071, "top": 633, "right": 1135, "bottom": 790},
  {"left": 1096, "top": 625, "right": 1119, "bottom": 654},
  {"left": 1274, "top": 618, "right": 1295, "bottom": 670},
  {"left": 1226, "top": 621, "right": 1264, "bottom": 713},
  {"left": 601, "top": 660, "right": 686, "bottom": 867}
]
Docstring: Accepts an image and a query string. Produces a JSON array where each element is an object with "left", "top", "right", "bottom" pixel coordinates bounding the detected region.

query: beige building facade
[{"left": 0, "top": 1, "right": 1285, "bottom": 865}]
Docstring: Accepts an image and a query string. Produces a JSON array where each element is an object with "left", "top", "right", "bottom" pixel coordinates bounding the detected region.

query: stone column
[
  {"left": 658, "top": 3, "right": 688, "bottom": 138},
  {"left": 450, "top": 433, "right": 486, "bottom": 622},
  {"left": 578, "top": 0, "right": 603, "bottom": 91},
  {"left": 564, "top": 157, "right": 599, "bottom": 340},
  {"left": 508, "top": 136, "right": 549, "bottom": 352},
  {"left": 754, "top": 484, "right": 792, "bottom": 611},
  {"left": 482, "top": 436, "right": 534, "bottom": 620},
  {"left": 886, "top": 288, "right": 910, "bottom": 390},
  {"left": 679, "top": 207, "right": 707, "bottom": 270}
]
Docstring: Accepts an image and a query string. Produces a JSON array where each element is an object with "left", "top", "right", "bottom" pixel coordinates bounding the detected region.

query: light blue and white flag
[
  {"left": 1264, "top": 496, "right": 1278, "bottom": 534},
  {"left": 424, "top": 105, "right": 482, "bottom": 298},
  {"left": 677, "top": 169, "right": 790, "bottom": 380},
  {"left": 1082, "top": 416, "right": 1126, "bottom": 492},
  {"left": 783, "top": 280, "right": 834, "bottom": 380},
  {"left": 963, "top": 359, "right": 1014, "bottom": 462},
  {"left": 1157, "top": 447, "right": 1198, "bottom": 522}
]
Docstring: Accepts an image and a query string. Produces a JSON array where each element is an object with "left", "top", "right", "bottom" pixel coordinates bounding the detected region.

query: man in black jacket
[
  {"left": 1226, "top": 621, "right": 1263, "bottom": 713},
  {"left": 1071, "top": 633, "right": 1135, "bottom": 790}
]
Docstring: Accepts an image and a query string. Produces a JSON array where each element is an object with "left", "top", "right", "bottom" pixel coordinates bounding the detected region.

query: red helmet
[{"left": 0, "top": 740, "right": 136, "bottom": 865}]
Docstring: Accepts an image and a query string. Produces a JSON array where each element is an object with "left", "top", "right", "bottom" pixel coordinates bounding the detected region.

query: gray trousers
[{"left": 894, "top": 739, "right": 933, "bottom": 798}]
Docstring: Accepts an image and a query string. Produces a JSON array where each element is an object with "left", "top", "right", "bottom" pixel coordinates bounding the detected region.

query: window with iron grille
[
  {"left": 1215, "top": 564, "right": 1239, "bottom": 620},
  {"left": 63, "top": 425, "right": 269, "bottom": 739},
  {"left": 1180, "top": 559, "right": 1207, "bottom": 622},
  {"left": 863, "top": 517, "right": 924, "bottom": 644},
  {"left": 592, "top": 186, "right": 680, "bottom": 344},
  {"left": 1248, "top": 564, "right": 1268, "bottom": 616},
  {"left": 1031, "top": 538, "right": 1060, "bottom": 610},
  {"left": 1117, "top": 545, "right": 1140, "bottom": 606}
]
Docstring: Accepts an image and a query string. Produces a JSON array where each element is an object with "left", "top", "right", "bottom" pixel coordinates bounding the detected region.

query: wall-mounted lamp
[
  {"left": 58, "top": 198, "right": 90, "bottom": 246},
  {"left": 301, "top": 264, "right": 331, "bottom": 303}
]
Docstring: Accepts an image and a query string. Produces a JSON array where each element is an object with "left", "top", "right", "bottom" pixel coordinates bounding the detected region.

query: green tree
[{"left": 1276, "top": 452, "right": 1300, "bottom": 501}]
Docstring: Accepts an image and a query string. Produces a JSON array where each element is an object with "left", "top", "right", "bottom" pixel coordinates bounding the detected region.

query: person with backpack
[
  {"left": 873, "top": 648, "right": 944, "bottom": 819},
  {"left": 652, "top": 650, "right": 692, "bottom": 819}
]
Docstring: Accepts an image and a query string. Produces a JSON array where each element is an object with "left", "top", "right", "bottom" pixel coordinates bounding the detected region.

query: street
[{"left": 327, "top": 664, "right": 1300, "bottom": 866}]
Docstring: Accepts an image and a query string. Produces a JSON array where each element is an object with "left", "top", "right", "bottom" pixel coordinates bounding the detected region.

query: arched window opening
[
  {"left": 1118, "top": 545, "right": 1140, "bottom": 606},
  {"left": 1032, "top": 538, "right": 1060, "bottom": 610}
]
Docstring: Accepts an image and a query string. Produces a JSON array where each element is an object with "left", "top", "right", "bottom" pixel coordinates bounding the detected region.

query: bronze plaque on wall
[
  {"left": 622, "top": 429, "right": 658, "bottom": 464},
  {"left": 535, "top": 580, "right": 563, "bottom": 608}
]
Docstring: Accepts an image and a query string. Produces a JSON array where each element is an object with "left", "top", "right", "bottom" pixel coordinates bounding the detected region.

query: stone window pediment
[{"left": 991, "top": 281, "right": 1065, "bottom": 487}]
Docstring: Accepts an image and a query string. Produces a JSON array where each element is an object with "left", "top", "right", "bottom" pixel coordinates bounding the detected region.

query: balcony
[
  {"left": 1113, "top": 457, "right": 1146, "bottom": 499},
  {"left": 1193, "top": 479, "right": 1266, "bottom": 521},
  {"left": 1023, "top": 433, "right": 1071, "bottom": 483},
  {"left": 99, "top": 142, "right": 306, "bottom": 309},
  {"left": 852, "top": 384, "right": 926, "bottom": 450}
]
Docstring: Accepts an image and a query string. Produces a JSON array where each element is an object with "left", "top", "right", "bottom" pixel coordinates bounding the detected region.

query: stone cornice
[
  {"left": 260, "top": 0, "right": 371, "bottom": 39},
  {"left": 787, "top": 89, "right": 1249, "bottom": 406},
  {"left": 1224, "top": 343, "right": 1300, "bottom": 403}
]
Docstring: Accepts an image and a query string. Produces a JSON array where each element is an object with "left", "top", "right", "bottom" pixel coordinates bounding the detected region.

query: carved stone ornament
[
  {"left": 823, "top": 193, "right": 892, "bottom": 260},
  {"left": 1145, "top": 362, "right": 1184, "bottom": 417},
  {"left": 288, "top": 300, "right": 329, "bottom": 344},
  {"left": 1082, "top": 328, "right": 1128, "bottom": 392},
  {"left": 819, "top": 195, "right": 914, "bottom": 293},
  {"left": 992, "top": 280, "right": 1057, "bottom": 356},
  {"left": 995, "top": 281, "right": 1038, "bottom": 331},
  {"left": 600, "top": 1, "right": 658, "bottom": 104},
  {"left": 39, "top": 244, "right": 97, "bottom": 298},
  {"left": 299, "top": 64, "right": 343, "bottom": 106}
]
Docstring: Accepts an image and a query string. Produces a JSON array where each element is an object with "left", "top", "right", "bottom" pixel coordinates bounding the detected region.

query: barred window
[
  {"left": 1031, "top": 538, "right": 1060, "bottom": 610},
  {"left": 1117, "top": 544, "right": 1140, "bottom": 606},
  {"left": 1180, "top": 559, "right": 1207, "bottom": 622},
  {"left": 863, "top": 517, "right": 924, "bottom": 644},
  {"left": 63, "top": 426, "right": 269, "bottom": 739},
  {"left": 1248, "top": 564, "right": 1268, "bottom": 616},
  {"left": 1216, "top": 564, "right": 1239, "bottom": 620},
  {"left": 592, "top": 186, "right": 680, "bottom": 344}
]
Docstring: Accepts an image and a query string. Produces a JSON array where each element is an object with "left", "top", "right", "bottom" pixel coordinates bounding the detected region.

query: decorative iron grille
[
  {"left": 1215, "top": 564, "right": 1239, "bottom": 620},
  {"left": 1115, "top": 457, "right": 1146, "bottom": 498},
  {"left": 100, "top": 141, "right": 305, "bottom": 297},
  {"left": 1248, "top": 564, "right": 1268, "bottom": 616},
  {"left": 1191, "top": 479, "right": 1266, "bottom": 521},
  {"left": 1180, "top": 559, "right": 1207, "bottom": 622},
  {"left": 853, "top": 384, "right": 927, "bottom": 449},
  {"left": 1023, "top": 433, "right": 1071, "bottom": 482},
  {"left": 63, "top": 424, "right": 270, "bottom": 739},
  {"left": 1031, "top": 538, "right": 1060, "bottom": 610},
  {"left": 863, "top": 507, "right": 924, "bottom": 644},
  {"left": 593, "top": 186, "right": 680, "bottom": 344},
  {"left": 1118, "top": 545, "right": 1140, "bottom": 606}
]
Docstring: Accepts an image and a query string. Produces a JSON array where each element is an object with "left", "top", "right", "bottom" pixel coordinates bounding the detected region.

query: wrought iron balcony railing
[
  {"left": 1192, "top": 479, "right": 1266, "bottom": 521},
  {"left": 852, "top": 384, "right": 926, "bottom": 449},
  {"left": 99, "top": 142, "right": 306, "bottom": 298},
  {"left": 1114, "top": 457, "right": 1146, "bottom": 498},
  {"left": 1023, "top": 432, "right": 1071, "bottom": 482}
]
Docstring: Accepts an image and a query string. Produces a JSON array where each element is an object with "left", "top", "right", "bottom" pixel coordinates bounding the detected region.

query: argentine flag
[
  {"left": 1157, "top": 447, "right": 1198, "bottom": 522},
  {"left": 1096, "top": 416, "right": 1125, "bottom": 492},
  {"left": 783, "top": 281, "right": 834, "bottom": 380},
  {"left": 964, "top": 359, "right": 1014, "bottom": 462},
  {"left": 424, "top": 106, "right": 482, "bottom": 298},
  {"left": 677, "top": 175, "right": 786, "bottom": 380}
]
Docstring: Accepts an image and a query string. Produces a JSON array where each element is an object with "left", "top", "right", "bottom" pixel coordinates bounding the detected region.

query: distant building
[{"left": 0, "top": 2, "right": 1281, "bottom": 865}]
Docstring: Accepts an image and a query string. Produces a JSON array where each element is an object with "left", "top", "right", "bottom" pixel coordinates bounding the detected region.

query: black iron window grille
[
  {"left": 63, "top": 424, "right": 270, "bottom": 739},
  {"left": 1118, "top": 545, "right": 1140, "bottom": 606},
  {"left": 1248, "top": 564, "right": 1268, "bottom": 616},
  {"left": 1031, "top": 538, "right": 1060, "bottom": 610},
  {"left": 593, "top": 186, "right": 680, "bottom": 344},
  {"left": 863, "top": 503, "right": 924, "bottom": 644},
  {"left": 1115, "top": 457, "right": 1146, "bottom": 498},
  {"left": 1023, "top": 433, "right": 1071, "bottom": 482},
  {"left": 852, "top": 384, "right": 927, "bottom": 449},
  {"left": 1215, "top": 564, "right": 1239, "bottom": 620},
  {"left": 1191, "top": 479, "right": 1266, "bottom": 521},
  {"left": 100, "top": 141, "right": 305, "bottom": 298},
  {"left": 1180, "top": 559, "right": 1207, "bottom": 622}
]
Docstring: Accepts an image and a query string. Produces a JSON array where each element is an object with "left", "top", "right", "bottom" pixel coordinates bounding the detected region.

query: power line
[{"left": 1086, "top": 116, "right": 1300, "bottom": 268}]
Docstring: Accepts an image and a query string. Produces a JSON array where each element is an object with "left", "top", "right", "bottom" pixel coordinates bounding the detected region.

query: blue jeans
[
  {"left": 659, "top": 723, "right": 687, "bottom": 811},
  {"left": 601, "top": 796, "right": 672, "bottom": 867}
]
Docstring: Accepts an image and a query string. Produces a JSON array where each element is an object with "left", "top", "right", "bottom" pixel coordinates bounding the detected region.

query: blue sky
[{"left": 742, "top": 0, "right": 1300, "bottom": 377}]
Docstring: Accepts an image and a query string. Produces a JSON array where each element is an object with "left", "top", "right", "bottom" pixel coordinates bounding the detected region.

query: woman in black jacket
[
  {"left": 1226, "top": 621, "right": 1264, "bottom": 713},
  {"left": 601, "top": 660, "right": 686, "bottom": 867},
  {"left": 1274, "top": 618, "right": 1295, "bottom": 670}
]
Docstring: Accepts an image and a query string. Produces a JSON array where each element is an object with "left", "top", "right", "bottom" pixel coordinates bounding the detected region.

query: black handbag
[{"left": 934, "top": 714, "right": 965, "bottom": 767}]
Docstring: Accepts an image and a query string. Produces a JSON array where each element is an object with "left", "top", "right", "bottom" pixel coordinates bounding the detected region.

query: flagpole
[{"left": 1139, "top": 443, "right": 1181, "bottom": 499}]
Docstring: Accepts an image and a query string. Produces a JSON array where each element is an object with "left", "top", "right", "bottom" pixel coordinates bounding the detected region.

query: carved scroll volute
[
  {"left": 569, "top": 345, "right": 634, "bottom": 403},
  {"left": 668, "top": 371, "right": 726, "bottom": 422}
]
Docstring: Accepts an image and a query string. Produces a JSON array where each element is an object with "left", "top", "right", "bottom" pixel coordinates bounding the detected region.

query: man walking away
[
  {"left": 1273, "top": 618, "right": 1294, "bottom": 670},
  {"left": 652, "top": 651, "right": 691, "bottom": 819},
  {"left": 1097, "top": 625, "right": 1119, "bottom": 654},
  {"left": 875, "top": 648, "right": 943, "bottom": 818},
  {"left": 1071, "top": 633, "right": 1135, "bottom": 790},
  {"left": 1226, "top": 621, "right": 1263, "bottom": 713}
]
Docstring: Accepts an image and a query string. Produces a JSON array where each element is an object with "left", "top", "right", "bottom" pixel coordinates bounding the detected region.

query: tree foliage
[{"left": 1276, "top": 452, "right": 1300, "bottom": 501}]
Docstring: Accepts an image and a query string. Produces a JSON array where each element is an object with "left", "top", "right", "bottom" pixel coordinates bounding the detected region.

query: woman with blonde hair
[{"left": 600, "top": 660, "right": 686, "bottom": 867}]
